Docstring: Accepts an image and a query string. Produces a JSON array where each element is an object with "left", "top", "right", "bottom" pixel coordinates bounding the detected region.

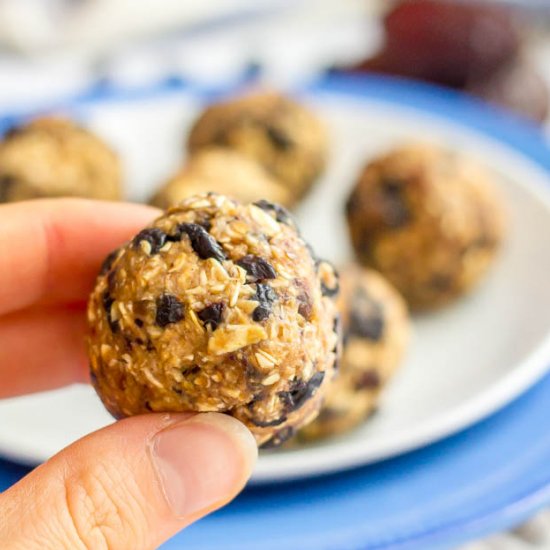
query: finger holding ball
[{"left": 87, "top": 193, "right": 340, "bottom": 447}]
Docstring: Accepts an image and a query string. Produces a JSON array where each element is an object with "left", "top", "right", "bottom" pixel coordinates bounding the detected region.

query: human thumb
[{"left": 0, "top": 412, "right": 257, "bottom": 549}]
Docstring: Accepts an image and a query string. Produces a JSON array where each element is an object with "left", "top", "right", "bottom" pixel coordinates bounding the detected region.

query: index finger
[{"left": 0, "top": 199, "right": 159, "bottom": 315}]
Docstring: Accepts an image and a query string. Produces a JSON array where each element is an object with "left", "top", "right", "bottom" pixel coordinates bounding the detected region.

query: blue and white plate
[{"left": 0, "top": 75, "right": 549, "bottom": 486}]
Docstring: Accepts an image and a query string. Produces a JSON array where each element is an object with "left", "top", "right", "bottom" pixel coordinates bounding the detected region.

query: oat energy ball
[
  {"left": 150, "top": 148, "right": 292, "bottom": 209},
  {"left": 187, "top": 92, "right": 328, "bottom": 203},
  {"left": 297, "top": 265, "right": 409, "bottom": 441},
  {"left": 87, "top": 193, "right": 340, "bottom": 447},
  {"left": 346, "top": 144, "right": 505, "bottom": 309},
  {"left": 0, "top": 117, "right": 122, "bottom": 203}
]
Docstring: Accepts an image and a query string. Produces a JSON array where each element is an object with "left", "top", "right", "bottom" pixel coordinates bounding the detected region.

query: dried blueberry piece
[
  {"left": 197, "top": 302, "right": 226, "bottom": 331},
  {"left": 247, "top": 400, "right": 288, "bottom": 428},
  {"left": 177, "top": 223, "right": 226, "bottom": 262},
  {"left": 255, "top": 283, "right": 277, "bottom": 304},
  {"left": 279, "top": 371, "right": 325, "bottom": 413},
  {"left": 252, "top": 283, "right": 277, "bottom": 322},
  {"left": 380, "top": 177, "right": 410, "bottom": 228},
  {"left": 252, "top": 305, "right": 271, "bottom": 322},
  {"left": 155, "top": 294, "right": 184, "bottom": 328},
  {"left": 99, "top": 248, "right": 119, "bottom": 276},
  {"left": 102, "top": 291, "right": 118, "bottom": 333},
  {"left": 355, "top": 370, "right": 381, "bottom": 390},
  {"left": 265, "top": 125, "right": 294, "bottom": 151},
  {"left": 253, "top": 199, "right": 294, "bottom": 226},
  {"left": 260, "top": 426, "right": 296, "bottom": 449},
  {"left": 133, "top": 228, "right": 168, "bottom": 255},
  {"left": 0, "top": 175, "right": 16, "bottom": 202},
  {"left": 237, "top": 255, "right": 276, "bottom": 282},
  {"left": 251, "top": 415, "right": 288, "bottom": 428},
  {"left": 349, "top": 288, "right": 385, "bottom": 341}
]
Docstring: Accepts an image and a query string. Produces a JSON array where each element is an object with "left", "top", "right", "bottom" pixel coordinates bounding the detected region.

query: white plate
[{"left": 1, "top": 82, "right": 550, "bottom": 482}]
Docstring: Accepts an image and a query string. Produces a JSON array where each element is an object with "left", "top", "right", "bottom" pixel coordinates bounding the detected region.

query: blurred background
[
  {"left": 0, "top": 1, "right": 549, "bottom": 548},
  {"left": 0, "top": 0, "right": 549, "bottom": 128}
]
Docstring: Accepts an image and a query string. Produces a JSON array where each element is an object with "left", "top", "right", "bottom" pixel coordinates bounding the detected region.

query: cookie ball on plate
[
  {"left": 346, "top": 144, "right": 505, "bottom": 309},
  {"left": 0, "top": 117, "right": 122, "bottom": 202},
  {"left": 187, "top": 92, "right": 328, "bottom": 203},
  {"left": 150, "top": 147, "right": 292, "bottom": 209},
  {"left": 87, "top": 193, "right": 340, "bottom": 447},
  {"left": 297, "top": 265, "right": 410, "bottom": 441}
]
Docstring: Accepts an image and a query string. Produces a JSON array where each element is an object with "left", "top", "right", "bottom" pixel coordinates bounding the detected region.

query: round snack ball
[
  {"left": 150, "top": 147, "right": 293, "bottom": 210},
  {"left": 297, "top": 265, "right": 409, "bottom": 441},
  {"left": 187, "top": 92, "right": 328, "bottom": 203},
  {"left": 87, "top": 193, "right": 340, "bottom": 447},
  {"left": 0, "top": 117, "right": 122, "bottom": 203},
  {"left": 346, "top": 144, "right": 505, "bottom": 309}
]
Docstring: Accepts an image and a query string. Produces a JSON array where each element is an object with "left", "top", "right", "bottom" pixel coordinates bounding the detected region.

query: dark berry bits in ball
[
  {"left": 253, "top": 199, "right": 294, "bottom": 225},
  {"left": 237, "top": 255, "right": 277, "bottom": 282},
  {"left": 279, "top": 371, "right": 325, "bottom": 413},
  {"left": 177, "top": 223, "right": 226, "bottom": 262},
  {"left": 133, "top": 228, "right": 168, "bottom": 255},
  {"left": 197, "top": 302, "right": 226, "bottom": 331},
  {"left": 155, "top": 294, "right": 184, "bottom": 328},
  {"left": 349, "top": 289, "right": 385, "bottom": 341}
]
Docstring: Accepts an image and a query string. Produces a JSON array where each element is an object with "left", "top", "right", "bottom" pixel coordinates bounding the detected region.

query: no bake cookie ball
[
  {"left": 0, "top": 117, "right": 122, "bottom": 202},
  {"left": 150, "top": 147, "right": 292, "bottom": 209},
  {"left": 87, "top": 193, "right": 340, "bottom": 447},
  {"left": 187, "top": 92, "right": 328, "bottom": 203},
  {"left": 346, "top": 144, "right": 505, "bottom": 309},
  {"left": 297, "top": 265, "right": 409, "bottom": 441}
]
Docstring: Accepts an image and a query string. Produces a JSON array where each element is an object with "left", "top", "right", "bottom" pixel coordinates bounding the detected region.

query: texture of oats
[
  {"left": 346, "top": 144, "right": 506, "bottom": 310},
  {"left": 297, "top": 265, "right": 410, "bottom": 442},
  {"left": 187, "top": 92, "right": 328, "bottom": 203},
  {"left": 0, "top": 117, "right": 122, "bottom": 202},
  {"left": 87, "top": 193, "right": 340, "bottom": 446},
  {"left": 150, "top": 147, "right": 292, "bottom": 209}
]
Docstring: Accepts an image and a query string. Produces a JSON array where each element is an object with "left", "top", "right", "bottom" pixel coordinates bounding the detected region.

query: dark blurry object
[
  {"left": 347, "top": 0, "right": 548, "bottom": 122},
  {"left": 366, "top": 0, "right": 521, "bottom": 87},
  {"left": 466, "top": 59, "right": 549, "bottom": 122}
]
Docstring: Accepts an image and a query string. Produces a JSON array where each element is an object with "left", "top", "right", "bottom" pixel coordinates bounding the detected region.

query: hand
[{"left": 0, "top": 199, "right": 257, "bottom": 549}]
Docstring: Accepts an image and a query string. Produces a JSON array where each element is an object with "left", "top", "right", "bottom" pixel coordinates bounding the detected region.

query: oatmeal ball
[
  {"left": 0, "top": 117, "right": 122, "bottom": 202},
  {"left": 297, "top": 265, "right": 409, "bottom": 441},
  {"left": 346, "top": 144, "right": 505, "bottom": 309},
  {"left": 187, "top": 92, "right": 328, "bottom": 203},
  {"left": 150, "top": 148, "right": 292, "bottom": 209},
  {"left": 87, "top": 193, "right": 340, "bottom": 447}
]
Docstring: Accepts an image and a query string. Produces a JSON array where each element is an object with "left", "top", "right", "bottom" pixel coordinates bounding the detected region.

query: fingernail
[{"left": 150, "top": 412, "right": 257, "bottom": 518}]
